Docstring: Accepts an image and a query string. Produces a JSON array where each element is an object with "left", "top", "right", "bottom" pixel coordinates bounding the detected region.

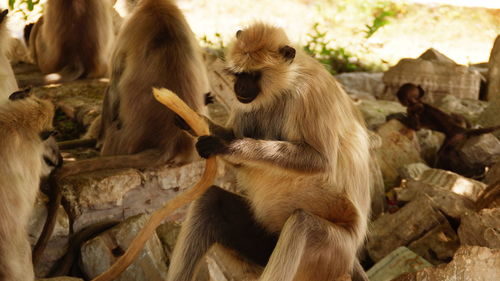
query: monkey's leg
[
  {"left": 167, "top": 186, "right": 277, "bottom": 281},
  {"left": 259, "top": 210, "right": 358, "bottom": 281}
]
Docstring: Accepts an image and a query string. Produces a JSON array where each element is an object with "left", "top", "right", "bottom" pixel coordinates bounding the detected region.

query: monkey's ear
[
  {"left": 236, "top": 30, "right": 242, "bottom": 38},
  {"left": 417, "top": 85, "right": 425, "bottom": 98},
  {"left": 0, "top": 10, "right": 8, "bottom": 24},
  {"left": 279, "top": 45, "right": 295, "bottom": 61},
  {"left": 40, "top": 130, "right": 58, "bottom": 141},
  {"left": 9, "top": 88, "right": 32, "bottom": 101}
]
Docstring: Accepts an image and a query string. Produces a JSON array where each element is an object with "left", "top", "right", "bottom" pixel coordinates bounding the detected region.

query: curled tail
[
  {"left": 44, "top": 60, "right": 85, "bottom": 84},
  {"left": 466, "top": 125, "right": 500, "bottom": 136}
]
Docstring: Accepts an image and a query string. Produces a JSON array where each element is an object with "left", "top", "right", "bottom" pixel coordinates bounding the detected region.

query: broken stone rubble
[
  {"left": 367, "top": 196, "right": 447, "bottom": 262},
  {"left": 81, "top": 214, "right": 168, "bottom": 281},
  {"left": 458, "top": 208, "right": 500, "bottom": 249},
  {"left": 374, "top": 119, "right": 424, "bottom": 190},
  {"left": 62, "top": 160, "right": 236, "bottom": 232},
  {"left": 392, "top": 246, "right": 500, "bottom": 281},
  {"left": 382, "top": 48, "right": 482, "bottom": 102}
]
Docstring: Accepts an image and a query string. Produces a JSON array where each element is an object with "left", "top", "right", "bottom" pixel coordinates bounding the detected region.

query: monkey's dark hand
[
  {"left": 204, "top": 92, "right": 215, "bottom": 105},
  {"left": 196, "top": 135, "right": 228, "bottom": 158},
  {"left": 174, "top": 114, "right": 192, "bottom": 131}
]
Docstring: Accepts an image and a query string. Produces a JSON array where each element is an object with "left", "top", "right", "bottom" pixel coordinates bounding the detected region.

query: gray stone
[
  {"left": 156, "top": 221, "right": 181, "bottom": 261},
  {"left": 395, "top": 180, "right": 475, "bottom": 219},
  {"left": 62, "top": 160, "right": 236, "bottom": 232},
  {"left": 416, "top": 129, "right": 444, "bottom": 165},
  {"left": 367, "top": 196, "right": 446, "bottom": 262},
  {"left": 398, "top": 163, "right": 431, "bottom": 181},
  {"left": 81, "top": 214, "right": 168, "bottom": 281},
  {"left": 334, "top": 72, "right": 384, "bottom": 100},
  {"left": 458, "top": 208, "right": 500, "bottom": 249},
  {"left": 366, "top": 247, "right": 432, "bottom": 281},
  {"left": 487, "top": 35, "right": 500, "bottom": 102},
  {"left": 477, "top": 103, "right": 500, "bottom": 138},
  {"left": 392, "top": 246, "right": 500, "bottom": 281},
  {"left": 458, "top": 133, "right": 500, "bottom": 167},
  {"left": 476, "top": 181, "right": 500, "bottom": 209},
  {"left": 375, "top": 119, "right": 424, "bottom": 190},
  {"left": 28, "top": 192, "right": 70, "bottom": 277},
  {"left": 408, "top": 222, "right": 460, "bottom": 265},
  {"left": 436, "top": 94, "right": 488, "bottom": 125},
  {"left": 484, "top": 161, "right": 500, "bottom": 184},
  {"left": 477, "top": 37, "right": 500, "bottom": 137},
  {"left": 419, "top": 168, "right": 487, "bottom": 201},
  {"left": 356, "top": 99, "right": 406, "bottom": 129},
  {"left": 382, "top": 48, "right": 482, "bottom": 103}
]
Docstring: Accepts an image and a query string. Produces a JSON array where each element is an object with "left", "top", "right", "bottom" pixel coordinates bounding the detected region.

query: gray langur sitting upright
[{"left": 168, "top": 23, "right": 372, "bottom": 281}]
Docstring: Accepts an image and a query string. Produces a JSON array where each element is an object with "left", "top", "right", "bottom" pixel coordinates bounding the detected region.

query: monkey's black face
[{"left": 234, "top": 71, "right": 261, "bottom": 104}]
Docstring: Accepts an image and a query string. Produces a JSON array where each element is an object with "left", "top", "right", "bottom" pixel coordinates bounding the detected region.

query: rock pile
[{"left": 9, "top": 39, "right": 498, "bottom": 280}]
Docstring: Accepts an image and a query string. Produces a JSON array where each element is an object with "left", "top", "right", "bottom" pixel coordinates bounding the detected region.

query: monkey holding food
[{"left": 169, "top": 23, "right": 372, "bottom": 281}]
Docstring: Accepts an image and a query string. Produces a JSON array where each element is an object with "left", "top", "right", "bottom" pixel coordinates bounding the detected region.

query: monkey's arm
[{"left": 196, "top": 136, "right": 327, "bottom": 173}]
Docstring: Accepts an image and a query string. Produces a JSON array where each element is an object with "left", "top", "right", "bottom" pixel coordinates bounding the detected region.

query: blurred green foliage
[
  {"left": 303, "top": 23, "right": 366, "bottom": 74},
  {"left": 9, "top": 0, "right": 40, "bottom": 11}
]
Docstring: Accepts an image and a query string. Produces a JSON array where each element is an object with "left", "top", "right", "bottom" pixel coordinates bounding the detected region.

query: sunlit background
[{"left": 2, "top": 0, "right": 500, "bottom": 72}]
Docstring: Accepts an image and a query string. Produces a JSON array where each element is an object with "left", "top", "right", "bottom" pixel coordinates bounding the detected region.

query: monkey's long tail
[
  {"left": 466, "top": 125, "right": 500, "bottom": 136},
  {"left": 90, "top": 88, "right": 217, "bottom": 281},
  {"left": 32, "top": 169, "right": 62, "bottom": 267}
]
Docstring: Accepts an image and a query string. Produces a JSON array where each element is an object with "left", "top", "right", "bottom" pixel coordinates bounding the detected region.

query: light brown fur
[
  {"left": 99, "top": 0, "right": 209, "bottom": 165},
  {"left": 28, "top": 0, "right": 114, "bottom": 83},
  {"left": 168, "top": 23, "right": 371, "bottom": 281},
  {"left": 0, "top": 95, "right": 55, "bottom": 281},
  {"left": 0, "top": 10, "right": 18, "bottom": 103}
]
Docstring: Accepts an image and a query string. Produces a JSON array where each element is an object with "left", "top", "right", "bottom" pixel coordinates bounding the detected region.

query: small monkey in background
[
  {"left": 32, "top": 0, "right": 210, "bottom": 267},
  {"left": 0, "top": 90, "right": 61, "bottom": 281},
  {"left": 0, "top": 10, "right": 19, "bottom": 103},
  {"left": 169, "top": 23, "right": 371, "bottom": 281},
  {"left": 389, "top": 83, "right": 500, "bottom": 175},
  {"left": 25, "top": 0, "right": 114, "bottom": 84}
]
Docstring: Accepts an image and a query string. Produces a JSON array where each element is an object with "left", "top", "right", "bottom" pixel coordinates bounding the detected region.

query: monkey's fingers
[{"left": 196, "top": 135, "right": 227, "bottom": 158}]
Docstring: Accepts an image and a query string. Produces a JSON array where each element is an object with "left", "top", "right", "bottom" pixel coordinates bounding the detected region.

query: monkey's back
[
  {"left": 100, "top": 0, "right": 209, "bottom": 164},
  {"left": 31, "top": 0, "right": 113, "bottom": 78}
]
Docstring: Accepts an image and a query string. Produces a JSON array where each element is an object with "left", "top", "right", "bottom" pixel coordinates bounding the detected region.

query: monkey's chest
[{"left": 233, "top": 107, "right": 290, "bottom": 140}]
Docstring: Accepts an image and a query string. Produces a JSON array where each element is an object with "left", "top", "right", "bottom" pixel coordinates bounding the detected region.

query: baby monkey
[{"left": 390, "top": 83, "right": 500, "bottom": 175}]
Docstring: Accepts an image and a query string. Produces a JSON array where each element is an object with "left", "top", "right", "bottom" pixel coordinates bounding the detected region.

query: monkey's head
[
  {"left": 226, "top": 23, "right": 296, "bottom": 107},
  {"left": 7, "top": 89, "right": 61, "bottom": 174},
  {"left": 396, "top": 83, "right": 425, "bottom": 106}
]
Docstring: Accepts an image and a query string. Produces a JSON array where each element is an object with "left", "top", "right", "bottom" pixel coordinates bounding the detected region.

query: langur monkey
[
  {"left": 0, "top": 90, "right": 61, "bottom": 281},
  {"left": 33, "top": 0, "right": 210, "bottom": 269},
  {"left": 169, "top": 23, "right": 371, "bottom": 281},
  {"left": 25, "top": 0, "right": 114, "bottom": 84},
  {"left": 389, "top": 83, "right": 500, "bottom": 176},
  {"left": 0, "top": 10, "right": 18, "bottom": 103},
  {"left": 98, "top": 0, "right": 209, "bottom": 164}
]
